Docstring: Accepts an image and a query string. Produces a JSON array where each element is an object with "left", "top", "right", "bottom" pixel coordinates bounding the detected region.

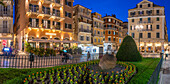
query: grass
[
  {"left": 0, "top": 58, "right": 161, "bottom": 84},
  {"left": 128, "top": 58, "right": 161, "bottom": 84}
]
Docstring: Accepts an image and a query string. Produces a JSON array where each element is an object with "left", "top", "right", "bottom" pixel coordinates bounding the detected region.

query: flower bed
[{"left": 23, "top": 61, "right": 136, "bottom": 84}]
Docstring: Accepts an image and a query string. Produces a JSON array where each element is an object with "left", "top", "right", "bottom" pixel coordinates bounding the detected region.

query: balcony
[
  {"left": 79, "top": 29, "right": 91, "bottom": 33},
  {"left": 142, "top": 29, "right": 153, "bottom": 31},
  {"left": 79, "top": 19, "right": 92, "bottom": 24},
  {"left": 28, "top": 22, "right": 39, "bottom": 28},
  {"left": 138, "top": 21, "right": 153, "bottom": 24},
  {"left": 52, "top": 25, "right": 60, "bottom": 30},
  {"left": 42, "top": 24, "right": 51, "bottom": 29},
  {"left": 43, "top": 0, "right": 62, "bottom": 7},
  {"left": 104, "top": 27, "right": 117, "bottom": 30},
  {"left": 129, "top": 13, "right": 165, "bottom": 18},
  {"left": 0, "top": 13, "right": 12, "bottom": 17}
]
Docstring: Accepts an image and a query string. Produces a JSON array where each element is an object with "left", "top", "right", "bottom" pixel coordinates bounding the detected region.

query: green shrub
[{"left": 116, "top": 35, "right": 142, "bottom": 62}]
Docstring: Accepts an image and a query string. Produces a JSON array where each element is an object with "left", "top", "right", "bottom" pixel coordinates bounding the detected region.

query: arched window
[
  {"left": 28, "top": 36, "right": 34, "bottom": 40},
  {"left": 54, "top": 37, "right": 60, "bottom": 40},
  {"left": 41, "top": 37, "right": 48, "bottom": 39},
  {"left": 63, "top": 38, "right": 69, "bottom": 41}
]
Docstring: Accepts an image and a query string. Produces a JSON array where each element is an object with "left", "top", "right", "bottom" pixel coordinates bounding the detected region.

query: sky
[{"left": 73, "top": 0, "right": 170, "bottom": 41}]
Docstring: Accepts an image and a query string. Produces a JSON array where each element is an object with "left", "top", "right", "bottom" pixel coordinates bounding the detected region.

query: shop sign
[{"left": 2, "top": 40, "right": 7, "bottom": 45}]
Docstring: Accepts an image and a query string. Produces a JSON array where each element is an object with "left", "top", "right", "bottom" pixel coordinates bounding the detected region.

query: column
[
  {"left": 50, "top": 42, "right": 53, "bottom": 48},
  {"left": 144, "top": 42, "right": 146, "bottom": 53},
  {"left": 153, "top": 43, "right": 155, "bottom": 53},
  {"left": 36, "top": 42, "right": 39, "bottom": 48}
]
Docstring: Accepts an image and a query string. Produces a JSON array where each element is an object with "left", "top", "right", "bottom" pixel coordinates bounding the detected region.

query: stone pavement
[{"left": 159, "top": 56, "right": 170, "bottom": 84}]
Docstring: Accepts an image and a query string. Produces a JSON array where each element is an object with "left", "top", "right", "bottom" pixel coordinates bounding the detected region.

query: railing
[
  {"left": 129, "top": 13, "right": 164, "bottom": 18},
  {"left": 104, "top": 27, "right": 117, "bottom": 30},
  {"left": 0, "top": 54, "right": 100, "bottom": 69},
  {"left": 138, "top": 21, "right": 153, "bottom": 24},
  {"left": 142, "top": 29, "right": 153, "bottom": 31},
  {"left": 42, "top": 24, "right": 51, "bottom": 29},
  {"left": 147, "top": 56, "right": 163, "bottom": 84},
  {"left": 28, "top": 22, "right": 39, "bottom": 28},
  {"left": 79, "top": 29, "right": 91, "bottom": 33}
]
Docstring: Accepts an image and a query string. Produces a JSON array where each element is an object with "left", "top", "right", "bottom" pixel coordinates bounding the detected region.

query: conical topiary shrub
[{"left": 116, "top": 35, "right": 142, "bottom": 62}]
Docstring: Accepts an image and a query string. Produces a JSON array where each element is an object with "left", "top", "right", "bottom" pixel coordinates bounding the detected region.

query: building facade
[
  {"left": 14, "top": 0, "right": 76, "bottom": 52},
  {"left": 122, "top": 22, "right": 128, "bottom": 38},
  {"left": 91, "top": 12, "right": 104, "bottom": 47},
  {"left": 103, "top": 14, "right": 123, "bottom": 53},
  {"left": 128, "top": 0, "right": 168, "bottom": 53},
  {"left": 0, "top": 0, "right": 13, "bottom": 51},
  {"left": 73, "top": 5, "right": 92, "bottom": 54}
]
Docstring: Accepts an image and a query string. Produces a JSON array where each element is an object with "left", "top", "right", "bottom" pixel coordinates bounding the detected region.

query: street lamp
[{"left": 136, "top": 25, "right": 144, "bottom": 52}]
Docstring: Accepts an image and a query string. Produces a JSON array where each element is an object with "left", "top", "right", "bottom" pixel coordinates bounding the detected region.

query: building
[
  {"left": 14, "top": 0, "right": 76, "bottom": 52},
  {"left": 128, "top": 0, "right": 168, "bottom": 53},
  {"left": 0, "top": 0, "right": 13, "bottom": 51},
  {"left": 73, "top": 5, "right": 92, "bottom": 54},
  {"left": 103, "top": 14, "right": 123, "bottom": 53},
  {"left": 122, "top": 22, "right": 128, "bottom": 38},
  {"left": 91, "top": 12, "right": 104, "bottom": 47}
]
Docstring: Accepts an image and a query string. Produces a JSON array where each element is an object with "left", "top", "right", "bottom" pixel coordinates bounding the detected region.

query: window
[
  {"left": 132, "top": 33, "right": 135, "bottom": 38},
  {"left": 148, "top": 17, "right": 151, "bottom": 22},
  {"left": 157, "top": 10, "right": 159, "bottom": 15},
  {"left": 103, "top": 31, "right": 105, "bottom": 34},
  {"left": 130, "top": 26, "right": 132, "bottom": 30},
  {"left": 65, "top": 0, "right": 72, "bottom": 7},
  {"left": 157, "top": 17, "right": 159, "bottom": 21},
  {"left": 65, "top": 23, "right": 72, "bottom": 29},
  {"left": 65, "top": 11, "right": 72, "bottom": 18},
  {"left": 53, "top": 9, "right": 60, "bottom": 16},
  {"left": 139, "top": 33, "right": 143, "bottom": 38},
  {"left": 140, "top": 5, "right": 142, "bottom": 8},
  {"left": 113, "top": 37, "right": 115, "bottom": 41},
  {"left": 94, "top": 39, "right": 97, "bottom": 42},
  {"left": 148, "top": 33, "right": 151, "bottom": 38},
  {"left": 132, "top": 19, "right": 134, "bottom": 22},
  {"left": 30, "top": 18, "right": 39, "bottom": 28},
  {"left": 156, "top": 33, "right": 160, "bottom": 38},
  {"left": 42, "top": 6, "right": 50, "bottom": 14},
  {"left": 98, "top": 39, "right": 100, "bottom": 43},
  {"left": 86, "top": 36, "right": 90, "bottom": 41},
  {"left": 119, "top": 39, "right": 121, "bottom": 43},
  {"left": 108, "top": 31, "right": 111, "bottom": 34},
  {"left": 94, "top": 30, "right": 96, "bottom": 35},
  {"left": 140, "top": 18, "right": 142, "bottom": 22},
  {"left": 108, "top": 37, "right": 111, "bottom": 41},
  {"left": 157, "top": 25, "right": 160, "bottom": 29},
  {"left": 148, "top": 4, "right": 150, "bottom": 7},
  {"left": 53, "top": 21, "right": 60, "bottom": 29},
  {"left": 80, "top": 36, "right": 84, "bottom": 41},
  {"left": 3, "top": 21, "right": 7, "bottom": 33},
  {"left": 29, "top": 4, "right": 39, "bottom": 12},
  {"left": 108, "top": 19, "right": 111, "bottom": 22},
  {"left": 98, "top": 31, "right": 100, "bottom": 35},
  {"left": 113, "top": 31, "right": 115, "bottom": 35}
]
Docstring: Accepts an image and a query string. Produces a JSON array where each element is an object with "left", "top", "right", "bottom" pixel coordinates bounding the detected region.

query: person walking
[{"left": 87, "top": 51, "right": 91, "bottom": 61}]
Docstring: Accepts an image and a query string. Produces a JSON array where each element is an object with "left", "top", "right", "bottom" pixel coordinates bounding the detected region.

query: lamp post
[{"left": 136, "top": 25, "right": 144, "bottom": 52}]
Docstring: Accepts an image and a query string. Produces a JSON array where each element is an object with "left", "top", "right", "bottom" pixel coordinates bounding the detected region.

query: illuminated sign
[
  {"left": 2, "top": 40, "right": 7, "bottom": 45},
  {"left": 45, "top": 33, "right": 56, "bottom": 36}
]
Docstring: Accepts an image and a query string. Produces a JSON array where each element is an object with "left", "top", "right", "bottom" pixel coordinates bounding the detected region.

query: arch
[
  {"left": 54, "top": 37, "right": 60, "bottom": 40},
  {"left": 41, "top": 37, "right": 48, "bottom": 40},
  {"left": 63, "top": 38, "right": 69, "bottom": 41},
  {"left": 28, "top": 36, "right": 35, "bottom": 40}
]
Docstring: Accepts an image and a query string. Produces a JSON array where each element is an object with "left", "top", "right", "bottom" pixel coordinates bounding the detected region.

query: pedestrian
[{"left": 87, "top": 51, "right": 91, "bottom": 61}]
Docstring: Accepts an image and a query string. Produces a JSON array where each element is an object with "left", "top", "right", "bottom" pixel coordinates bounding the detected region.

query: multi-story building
[
  {"left": 128, "top": 0, "right": 168, "bottom": 53},
  {"left": 91, "top": 12, "right": 104, "bottom": 47},
  {"left": 14, "top": 0, "right": 75, "bottom": 52},
  {"left": 73, "top": 5, "right": 92, "bottom": 54},
  {"left": 0, "top": 0, "right": 13, "bottom": 51},
  {"left": 122, "top": 22, "right": 128, "bottom": 38},
  {"left": 103, "top": 14, "right": 123, "bottom": 53}
]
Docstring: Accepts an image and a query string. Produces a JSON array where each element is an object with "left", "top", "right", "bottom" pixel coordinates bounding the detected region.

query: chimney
[
  {"left": 113, "top": 14, "right": 116, "bottom": 18},
  {"left": 106, "top": 14, "right": 107, "bottom": 16},
  {"left": 112, "top": 14, "right": 114, "bottom": 17}
]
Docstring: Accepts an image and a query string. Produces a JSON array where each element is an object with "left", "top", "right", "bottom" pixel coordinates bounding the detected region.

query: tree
[
  {"left": 116, "top": 35, "right": 142, "bottom": 62},
  {"left": 0, "top": 0, "right": 5, "bottom": 6}
]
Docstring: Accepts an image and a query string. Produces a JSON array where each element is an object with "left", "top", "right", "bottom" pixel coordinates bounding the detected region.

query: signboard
[
  {"left": 2, "top": 40, "right": 7, "bottom": 46},
  {"left": 45, "top": 33, "right": 56, "bottom": 36},
  {"left": 4, "top": 48, "right": 10, "bottom": 52}
]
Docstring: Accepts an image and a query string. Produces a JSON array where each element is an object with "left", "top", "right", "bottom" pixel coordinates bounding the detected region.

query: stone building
[
  {"left": 14, "top": 0, "right": 76, "bottom": 52},
  {"left": 73, "top": 5, "right": 92, "bottom": 54},
  {"left": 103, "top": 14, "right": 123, "bottom": 53},
  {"left": 128, "top": 0, "right": 168, "bottom": 53},
  {"left": 0, "top": 0, "right": 13, "bottom": 51}
]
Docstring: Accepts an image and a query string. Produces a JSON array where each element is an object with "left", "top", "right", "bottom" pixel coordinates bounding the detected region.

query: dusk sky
[{"left": 73, "top": 0, "right": 170, "bottom": 41}]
